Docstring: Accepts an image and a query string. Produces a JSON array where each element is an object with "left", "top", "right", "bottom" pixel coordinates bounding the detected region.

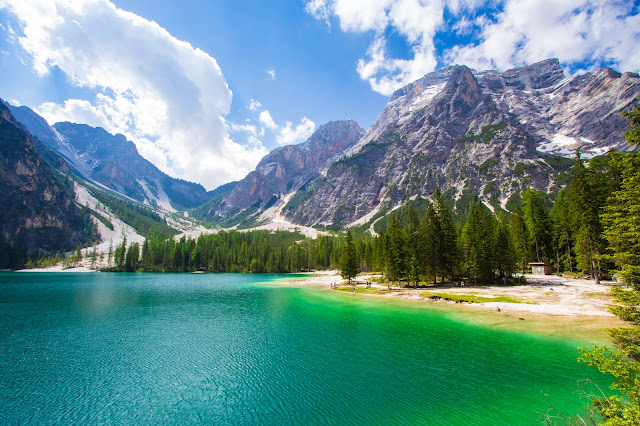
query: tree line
[{"left": 103, "top": 230, "right": 344, "bottom": 273}]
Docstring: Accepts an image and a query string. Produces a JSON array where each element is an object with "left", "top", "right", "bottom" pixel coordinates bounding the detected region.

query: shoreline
[
  {"left": 6, "top": 267, "right": 626, "bottom": 344},
  {"left": 275, "top": 271, "right": 627, "bottom": 345}
]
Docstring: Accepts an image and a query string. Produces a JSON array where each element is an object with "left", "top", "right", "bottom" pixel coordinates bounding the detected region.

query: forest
[{"left": 104, "top": 147, "right": 640, "bottom": 291}]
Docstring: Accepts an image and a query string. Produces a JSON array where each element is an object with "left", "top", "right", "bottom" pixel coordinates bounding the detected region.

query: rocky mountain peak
[
  {"left": 500, "top": 58, "right": 565, "bottom": 90},
  {"left": 283, "top": 58, "right": 639, "bottom": 228},
  {"left": 195, "top": 119, "right": 363, "bottom": 224}
]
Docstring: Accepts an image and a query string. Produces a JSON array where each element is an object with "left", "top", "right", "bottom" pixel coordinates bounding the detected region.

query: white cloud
[
  {"left": 305, "top": 0, "right": 332, "bottom": 25},
  {"left": 306, "top": 0, "right": 640, "bottom": 95},
  {"left": 259, "top": 110, "right": 278, "bottom": 129},
  {"left": 276, "top": 117, "right": 316, "bottom": 146},
  {"left": 256, "top": 108, "right": 316, "bottom": 146},
  {"left": 37, "top": 99, "right": 113, "bottom": 131},
  {"left": 442, "top": 0, "right": 640, "bottom": 73},
  {"left": 1, "top": 0, "right": 269, "bottom": 189},
  {"left": 247, "top": 98, "right": 262, "bottom": 111},
  {"left": 266, "top": 68, "right": 276, "bottom": 80}
]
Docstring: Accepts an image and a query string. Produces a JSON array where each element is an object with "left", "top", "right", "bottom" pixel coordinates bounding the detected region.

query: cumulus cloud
[
  {"left": 1, "top": 0, "right": 268, "bottom": 189},
  {"left": 444, "top": 0, "right": 640, "bottom": 74},
  {"left": 259, "top": 110, "right": 278, "bottom": 129},
  {"left": 276, "top": 117, "right": 316, "bottom": 146},
  {"left": 266, "top": 68, "right": 276, "bottom": 80},
  {"left": 255, "top": 108, "right": 315, "bottom": 145},
  {"left": 247, "top": 99, "right": 262, "bottom": 111},
  {"left": 306, "top": 0, "right": 640, "bottom": 95}
]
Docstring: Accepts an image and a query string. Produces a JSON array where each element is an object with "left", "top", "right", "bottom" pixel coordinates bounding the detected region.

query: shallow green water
[{"left": 0, "top": 272, "right": 608, "bottom": 424}]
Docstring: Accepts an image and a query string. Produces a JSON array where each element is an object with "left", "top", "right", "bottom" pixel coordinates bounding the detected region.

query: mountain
[
  {"left": 282, "top": 59, "right": 639, "bottom": 227},
  {"left": 194, "top": 120, "right": 363, "bottom": 226},
  {"left": 8, "top": 105, "right": 213, "bottom": 211},
  {"left": 0, "top": 102, "right": 95, "bottom": 266}
]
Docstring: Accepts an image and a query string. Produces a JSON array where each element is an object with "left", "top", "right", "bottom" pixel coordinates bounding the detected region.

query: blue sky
[{"left": 0, "top": 0, "right": 638, "bottom": 189}]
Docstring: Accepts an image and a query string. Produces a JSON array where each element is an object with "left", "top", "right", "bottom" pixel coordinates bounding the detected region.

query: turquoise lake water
[{"left": 0, "top": 272, "right": 608, "bottom": 424}]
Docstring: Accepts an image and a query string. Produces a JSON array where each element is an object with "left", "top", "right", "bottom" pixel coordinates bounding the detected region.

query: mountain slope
[
  {"left": 285, "top": 59, "right": 639, "bottom": 227},
  {"left": 0, "top": 102, "right": 95, "bottom": 266},
  {"left": 8, "top": 105, "right": 213, "bottom": 210},
  {"left": 194, "top": 120, "right": 362, "bottom": 226}
]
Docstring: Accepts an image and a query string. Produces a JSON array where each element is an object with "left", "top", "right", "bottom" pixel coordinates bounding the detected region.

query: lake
[{"left": 0, "top": 272, "right": 608, "bottom": 424}]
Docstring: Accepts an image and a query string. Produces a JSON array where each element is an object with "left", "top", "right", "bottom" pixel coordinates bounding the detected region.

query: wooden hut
[{"left": 529, "top": 262, "right": 552, "bottom": 275}]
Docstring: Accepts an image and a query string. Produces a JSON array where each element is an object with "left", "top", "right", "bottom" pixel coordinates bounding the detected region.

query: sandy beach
[{"left": 279, "top": 271, "right": 628, "bottom": 344}]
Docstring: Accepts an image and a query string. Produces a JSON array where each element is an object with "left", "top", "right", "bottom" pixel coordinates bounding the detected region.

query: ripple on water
[{"left": 0, "top": 272, "right": 608, "bottom": 425}]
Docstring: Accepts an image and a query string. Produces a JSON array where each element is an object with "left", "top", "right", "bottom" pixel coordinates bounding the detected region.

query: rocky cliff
[
  {"left": 284, "top": 59, "right": 639, "bottom": 227},
  {"left": 195, "top": 120, "right": 362, "bottom": 225},
  {"left": 0, "top": 102, "right": 95, "bottom": 265},
  {"left": 8, "top": 105, "right": 213, "bottom": 211}
]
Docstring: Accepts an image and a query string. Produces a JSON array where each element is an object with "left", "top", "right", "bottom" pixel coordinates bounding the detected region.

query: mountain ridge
[
  {"left": 283, "top": 59, "right": 639, "bottom": 228},
  {"left": 7, "top": 104, "right": 213, "bottom": 211}
]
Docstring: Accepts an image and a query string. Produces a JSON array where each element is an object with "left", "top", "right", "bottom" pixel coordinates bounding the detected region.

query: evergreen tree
[
  {"left": 622, "top": 95, "right": 640, "bottom": 147},
  {"left": 510, "top": 205, "right": 529, "bottom": 274},
  {"left": 568, "top": 152, "right": 605, "bottom": 284},
  {"left": 339, "top": 230, "right": 359, "bottom": 283},
  {"left": 124, "top": 242, "right": 139, "bottom": 272},
  {"left": 434, "top": 187, "right": 458, "bottom": 281},
  {"left": 521, "top": 189, "right": 551, "bottom": 263},
  {"left": 421, "top": 204, "right": 439, "bottom": 283},
  {"left": 462, "top": 201, "right": 495, "bottom": 282},
  {"left": 493, "top": 212, "right": 516, "bottom": 281},
  {"left": 602, "top": 152, "right": 640, "bottom": 285},
  {"left": 385, "top": 213, "right": 405, "bottom": 286},
  {"left": 549, "top": 189, "right": 573, "bottom": 273}
]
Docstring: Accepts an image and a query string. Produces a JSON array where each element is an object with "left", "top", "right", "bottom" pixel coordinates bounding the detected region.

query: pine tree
[
  {"left": 622, "top": 95, "right": 640, "bottom": 147},
  {"left": 434, "top": 187, "right": 457, "bottom": 281},
  {"left": 602, "top": 152, "right": 640, "bottom": 285},
  {"left": 510, "top": 205, "right": 529, "bottom": 274},
  {"left": 124, "top": 242, "right": 139, "bottom": 272},
  {"left": 568, "top": 152, "right": 605, "bottom": 284},
  {"left": 494, "top": 212, "right": 516, "bottom": 281},
  {"left": 385, "top": 213, "right": 405, "bottom": 286},
  {"left": 521, "top": 189, "right": 551, "bottom": 263},
  {"left": 462, "top": 201, "right": 495, "bottom": 283},
  {"left": 339, "top": 230, "right": 359, "bottom": 283},
  {"left": 421, "top": 204, "right": 439, "bottom": 283},
  {"left": 549, "top": 189, "right": 573, "bottom": 273}
]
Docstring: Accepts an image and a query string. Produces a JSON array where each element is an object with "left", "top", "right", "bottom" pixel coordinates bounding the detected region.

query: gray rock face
[
  {"left": 286, "top": 59, "right": 639, "bottom": 227},
  {"left": 198, "top": 120, "right": 362, "bottom": 223},
  {"left": 8, "top": 105, "right": 212, "bottom": 210},
  {"left": 0, "top": 102, "right": 94, "bottom": 257}
]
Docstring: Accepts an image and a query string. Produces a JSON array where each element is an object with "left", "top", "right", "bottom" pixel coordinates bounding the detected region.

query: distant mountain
[
  {"left": 0, "top": 102, "right": 95, "bottom": 266},
  {"left": 283, "top": 59, "right": 639, "bottom": 227},
  {"left": 193, "top": 120, "right": 363, "bottom": 226},
  {"left": 8, "top": 104, "right": 213, "bottom": 211}
]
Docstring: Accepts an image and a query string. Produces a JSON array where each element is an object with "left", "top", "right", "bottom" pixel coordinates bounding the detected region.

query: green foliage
[
  {"left": 458, "top": 124, "right": 506, "bottom": 144},
  {"left": 88, "top": 185, "right": 177, "bottom": 239},
  {"left": 601, "top": 152, "right": 640, "bottom": 285},
  {"left": 514, "top": 162, "right": 537, "bottom": 176},
  {"left": 283, "top": 177, "right": 319, "bottom": 212},
  {"left": 339, "top": 230, "right": 359, "bottom": 282},
  {"left": 550, "top": 190, "right": 575, "bottom": 273},
  {"left": 571, "top": 102, "right": 640, "bottom": 426},
  {"left": 568, "top": 152, "right": 607, "bottom": 283},
  {"left": 421, "top": 292, "right": 529, "bottom": 304},
  {"left": 522, "top": 189, "right": 552, "bottom": 263},
  {"left": 578, "top": 284, "right": 640, "bottom": 425},
  {"left": 542, "top": 156, "right": 576, "bottom": 170},
  {"left": 478, "top": 158, "right": 499, "bottom": 175},
  {"left": 505, "top": 192, "right": 522, "bottom": 213},
  {"left": 461, "top": 200, "right": 497, "bottom": 282},
  {"left": 104, "top": 230, "right": 349, "bottom": 273},
  {"left": 622, "top": 96, "right": 640, "bottom": 148}
]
